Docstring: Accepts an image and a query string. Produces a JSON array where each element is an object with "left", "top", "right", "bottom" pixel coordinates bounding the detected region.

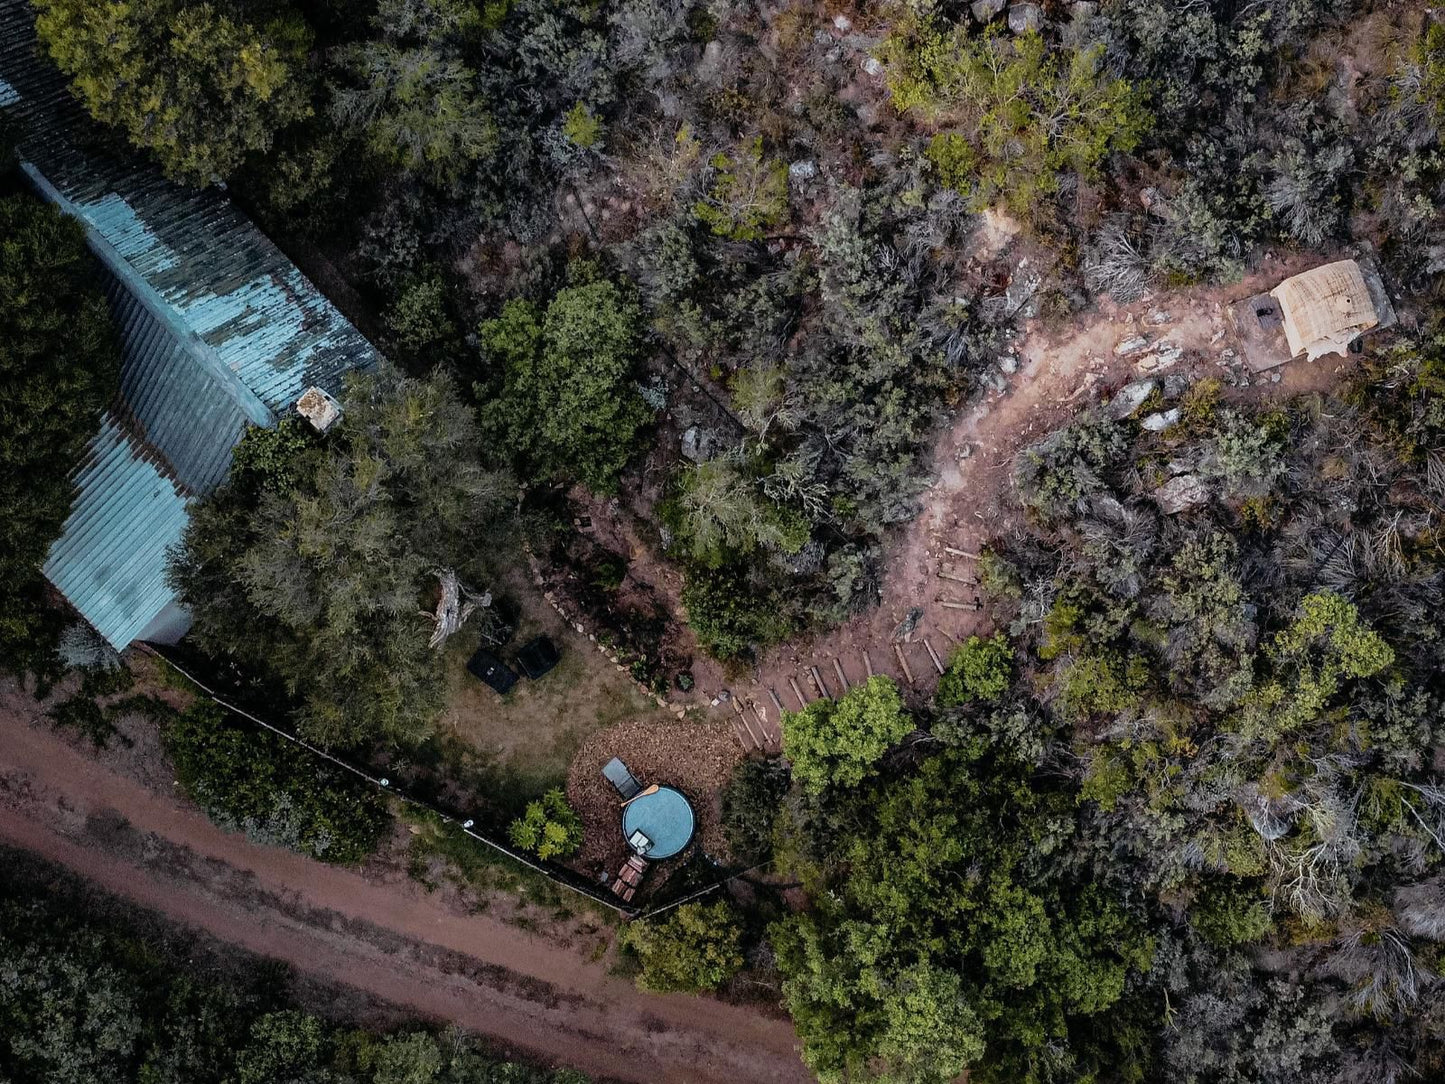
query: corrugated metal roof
[
  {"left": 1, "top": 0, "right": 380, "bottom": 648},
  {"left": 41, "top": 415, "right": 194, "bottom": 649},
  {"left": 0, "top": 0, "right": 379, "bottom": 413}
]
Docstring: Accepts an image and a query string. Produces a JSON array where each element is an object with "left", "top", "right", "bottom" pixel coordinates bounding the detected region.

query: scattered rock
[
  {"left": 971, "top": 0, "right": 1006, "bottom": 19},
  {"left": 989, "top": 369, "right": 1010, "bottom": 393},
  {"left": 1108, "top": 379, "right": 1156, "bottom": 420},
  {"left": 862, "top": 56, "right": 885, "bottom": 77},
  {"left": 832, "top": 13, "right": 852, "bottom": 30},
  {"left": 1162, "top": 371, "right": 1190, "bottom": 398},
  {"left": 998, "top": 353, "right": 1019, "bottom": 374},
  {"left": 788, "top": 159, "right": 818, "bottom": 181},
  {"left": 1155, "top": 474, "right": 1209, "bottom": 514},
  {"left": 957, "top": 443, "right": 974, "bottom": 460},
  {"left": 696, "top": 40, "right": 723, "bottom": 82},
  {"left": 1136, "top": 342, "right": 1184, "bottom": 373},
  {"left": 1147, "top": 310, "right": 1172, "bottom": 325},
  {"left": 1008, "top": 2, "right": 1043, "bottom": 32},
  {"left": 1270, "top": 370, "right": 1283, "bottom": 383},
  {"left": 1141, "top": 408, "right": 1181, "bottom": 433},
  {"left": 1070, "top": 0, "right": 1098, "bottom": 17},
  {"left": 679, "top": 427, "right": 719, "bottom": 462},
  {"left": 1115, "top": 335, "right": 1150, "bottom": 357}
]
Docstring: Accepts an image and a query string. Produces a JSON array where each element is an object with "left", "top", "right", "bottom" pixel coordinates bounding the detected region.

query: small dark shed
[
  {"left": 467, "top": 647, "right": 518, "bottom": 694},
  {"left": 515, "top": 635, "right": 561, "bottom": 680}
]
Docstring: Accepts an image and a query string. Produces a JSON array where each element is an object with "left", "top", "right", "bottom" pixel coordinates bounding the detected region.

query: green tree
[
  {"left": 171, "top": 367, "right": 512, "bottom": 747},
  {"left": 0, "top": 194, "right": 119, "bottom": 673},
  {"left": 33, "top": 0, "right": 312, "bottom": 185},
  {"left": 693, "top": 136, "right": 789, "bottom": 241},
  {"left": 480, "top": 275, "right": 651, "bottom": 493},
  {"left": 783, "top": 676, "right": 912, "bottom": 795},
  {"left": 1240, "top": 591, "right": 1394, "bottom": 742},
  {"left": 665, "top": 458, "right": 810, "bottom": 569},
  {"left": 331, "top": 43, "right": 495, "bottom": 186},
  {"left": 772, "top": 749, "right": 1156, "bottom": 1084},
  {"left": 620, "top": 901, "right": 744, "bottom": 992},
  {"left": 936, "top": 633, "right": 1014, "bottom": 708},
  {"left": 233, "top": 1010, "right": 328, "bottom": 1084},
  {"left": 885, "top": 28, "right": 1150, "bottom": 221},
  {"left": 508, "top": 788, "right": 583, "bottom": 860}
]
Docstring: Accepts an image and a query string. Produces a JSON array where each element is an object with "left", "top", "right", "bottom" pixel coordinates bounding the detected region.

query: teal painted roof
[
  {"left": 1, "top": 0, "right": 379, "bottom": 648},
  {"left": 41, "top": 414, "right": 193, "bottom": 650},
  {"left": 0, "top": 2, "right": 379, "bottom": 412}
]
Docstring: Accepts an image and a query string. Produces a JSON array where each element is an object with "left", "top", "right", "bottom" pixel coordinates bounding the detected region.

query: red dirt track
[{"left": 0, "top": 684, "right": 809, "bottom": 1084}]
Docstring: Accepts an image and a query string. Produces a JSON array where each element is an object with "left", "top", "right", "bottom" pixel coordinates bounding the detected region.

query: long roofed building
[{"left": 1, "top": 0, "right": 378, "bottom": 648}]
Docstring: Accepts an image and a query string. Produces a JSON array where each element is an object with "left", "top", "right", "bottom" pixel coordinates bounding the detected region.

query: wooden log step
[
  {"left": 809, "top": 665, "right": 831, "bottom": 699},
  {"left": 863, "top": 650, "right": 874, "bottom": 678},
  {"left": 788, "top": 676, "right": 809, "bottom": 710},
  {"left": 924, "top": 638, "right": 946, "bottom": 675},
  {"left": 729, "top": 717, "right": 754, "bottom": 750},
  {"left": 893, "top": 643, "right": 915, "bottom": 685},
  {"left": 752, "top": 704, "right": 777, "bottom": 747},
  {"left": 832, "top": 657, "right": 850, "bottom": 692},
  {"left": 937, "top": 569, "right": 979, "bottom": 584},
  {"left": 733, "top": 699, "right": 763, "bottom": 748},
  {"left": 767, "top": 687, "right": 785, "bottom": 715},
  {"left": 944, "top": 546, "right": 979, "bottom": 559},
  {"left": 938, "top": 599, "right": 982, "bottom": 611}
]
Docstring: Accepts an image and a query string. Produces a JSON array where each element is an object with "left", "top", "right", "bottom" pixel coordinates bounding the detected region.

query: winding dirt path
[
  {"left": 692, "top": 254, "right": 1357, "bottom": 728},
  {"left": 0, "top": 683, "right": 808, "bottom": 1084}
]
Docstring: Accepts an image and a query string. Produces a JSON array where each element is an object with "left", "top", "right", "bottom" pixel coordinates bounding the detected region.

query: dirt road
[{"left": 0, "top": 684, "right": 809, "bottom": 1084}]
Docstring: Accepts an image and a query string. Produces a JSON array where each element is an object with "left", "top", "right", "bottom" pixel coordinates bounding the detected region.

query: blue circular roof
[{"left": 621, "top": 786, "right": 696, "bottom": 860}]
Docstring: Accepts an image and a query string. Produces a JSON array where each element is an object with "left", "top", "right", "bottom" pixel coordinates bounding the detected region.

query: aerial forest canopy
[
  {"left": 18, "top": 0, "right": 1445, "bottom": 1079},
  {"left": 46, "top": 0, "right": 1444, "bottom": 670},
  {"left": 767, "top": 345, "right": 1445, "bottom": 1083}
]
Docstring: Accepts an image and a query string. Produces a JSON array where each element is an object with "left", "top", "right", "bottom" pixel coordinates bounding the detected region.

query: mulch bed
[{"left": 565, "top": 715, "right": 743, "bottom": 885}]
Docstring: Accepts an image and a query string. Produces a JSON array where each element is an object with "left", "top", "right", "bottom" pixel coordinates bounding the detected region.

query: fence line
[
  {"left": 633, "top": 859, "right": 773, "bottom": 921},
  {"left": 134, "top": 643, "right": 638, "bottom": 917}
]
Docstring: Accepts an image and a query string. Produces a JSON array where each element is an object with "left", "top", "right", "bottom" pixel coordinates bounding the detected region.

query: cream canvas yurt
[{"left": 1269, "top": 259, "right": 1381, "bottom": 362}]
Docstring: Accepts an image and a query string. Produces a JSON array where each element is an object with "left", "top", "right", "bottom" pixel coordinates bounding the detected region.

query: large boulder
[
  {"left": 1107, "top": 379, "right": 1155, "bottom": 420},
  {"left": 1154, "top": 474, "right": 1208, "bottom": 514},
  {"left": 1008, "top": 2, "right": 1043, "bottom": 33}
]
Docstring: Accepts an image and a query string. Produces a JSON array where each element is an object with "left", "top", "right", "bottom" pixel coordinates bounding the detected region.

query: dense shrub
[
  {"left": 0, "top": 866, "right": 587, "bottom": 1083},
  {"left": 164, "top": 703, "right": 390, "bottom": 863},
  {"left": 619, "top": 900, "right": 744, "bottom": 992},
  {"left": 507, "top": 788, "right": 583, "bottom": 860},
  {"left": 720, "top": 756, "right": 790, "bottom": 865}
]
